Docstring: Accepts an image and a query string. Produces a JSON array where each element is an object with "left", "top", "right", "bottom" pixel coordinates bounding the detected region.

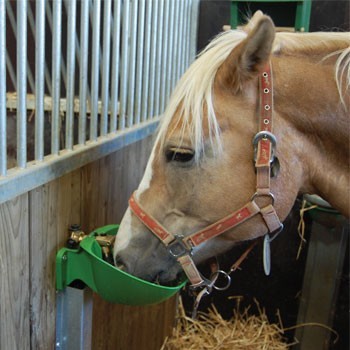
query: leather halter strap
[{"left": 128, "top": 63, "right": 283, "bottom": 288}]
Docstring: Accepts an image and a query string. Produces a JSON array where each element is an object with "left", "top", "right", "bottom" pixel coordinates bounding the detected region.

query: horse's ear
[{"left": 216, "top": 15, "right": 275, "bottom": 92}]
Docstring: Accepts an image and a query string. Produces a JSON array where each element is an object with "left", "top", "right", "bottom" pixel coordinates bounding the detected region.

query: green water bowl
[{"left": 56, "top": 224, "right": 186, "bottom": 305}]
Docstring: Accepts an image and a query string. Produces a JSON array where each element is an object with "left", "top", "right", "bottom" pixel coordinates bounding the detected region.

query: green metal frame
[{"left": 230, "top": 0, "right": 312, "bottom": 32}]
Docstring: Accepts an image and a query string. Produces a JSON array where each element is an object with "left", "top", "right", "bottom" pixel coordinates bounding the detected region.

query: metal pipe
[
  {"left": 66, "top": 0, "right": 77, "bottom": 150},
  {"left": 181, "top": 0, "right": 189, "bottom": 76},
  {"left": 176, "top": 0, "right": 184, "bottom": 82},
  {"left": 134, "top": 0, "right": 145, "bottom": 125},
  {"left": 184, "top": 0, "right": 191, "bottom": 69},
  {"left": 126, "top": 0, "right": 138, "bottom": 127},
  {"left": 119, "top": 0, "right": 130, "bottom": 130},
  {"left": 101, "top": 0, "right": 111, "bottom": 136},
  {"left": 110, "top": 0, "right": 121, "bottom": 133},
  {"left": 140, "top": 0, "right": 152, "bottom": 122},
  {"left": 51, "top": 0, "right": 62, "bottom": 155},
  {"left": 171, "top": 0, "right": 180, "bottom": 91},
  {"left": 165, "top": 0, "right": 174, "bottom": 102},
  {"left": 47, "top": 1, "right": 67, "bottom": 95},
  {"left": 78, "top": 0, "right": 89, "bottom": 145},
  {"left": 154, "top": 0, "right": 164, "bottom": 116},
  {"left": 17, "top": 0, "right": 27, "bottom": 167},
  {"left": 0, "top": 0, "right": 6, "bottom": 175},
  {"left": 147, "top": 0, "right": 158, "bottom": 119},
  {"left": 160, "top": 0, "right": 169, "bottom": 113},
  {"left": 190, "top": 0, "right": 199, "bottom": 63},
  {"left": 35, "top": 0, "right": 46, "bottom": 161},
  {"left": 7, "top": 0, "right": 35, "bottom": 95},
  {"left": 90, "top": 0, "right": 101, "bottom": 141}
]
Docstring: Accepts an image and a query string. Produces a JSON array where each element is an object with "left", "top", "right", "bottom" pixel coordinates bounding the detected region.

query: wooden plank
[
  {"left": 0, "top": 194, "right": 30, "bottom": 350},
  {"left": 293, "top": 215, "right": 349, "bottom": 350},
  {"left": 29, "top": 170, "right": 81, "bottom": 349},
  {"left": 6, "top": 92, "right": 109, "bottom": 115},
  {"left": 91, "top": 296, "right": 178, "bottom": 350}
]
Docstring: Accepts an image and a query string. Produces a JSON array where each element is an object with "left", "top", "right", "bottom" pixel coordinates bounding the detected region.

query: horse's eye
[{"left": 165, "top": 147, "right": 195, "bottom": 163}]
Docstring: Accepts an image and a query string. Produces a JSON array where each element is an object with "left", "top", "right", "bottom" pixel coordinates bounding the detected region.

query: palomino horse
[{"left": 114, "top": 12, "right": 350, "bottom": 287}]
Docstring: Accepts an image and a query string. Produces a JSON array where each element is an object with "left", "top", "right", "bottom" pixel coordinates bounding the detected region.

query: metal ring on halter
[
  {"left": 210, "top": 270, "right": 232, "bottom": 291},
  {"left": 251, "top": 192, "right": 275, "bottom": 206}
]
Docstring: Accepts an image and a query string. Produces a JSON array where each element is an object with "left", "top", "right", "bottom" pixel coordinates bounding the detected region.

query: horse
[{"left": 113, "top": 11, "right": 350, "bottom": 287}]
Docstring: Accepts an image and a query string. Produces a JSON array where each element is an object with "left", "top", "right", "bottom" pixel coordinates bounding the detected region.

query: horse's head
[{"left": 113, "top": 12, "right": 349, "bottom": 284}]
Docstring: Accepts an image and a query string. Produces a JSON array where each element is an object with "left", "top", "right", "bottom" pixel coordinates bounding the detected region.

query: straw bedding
[{"left": 161, "top": 298, "right": 289, "bottom": 350}]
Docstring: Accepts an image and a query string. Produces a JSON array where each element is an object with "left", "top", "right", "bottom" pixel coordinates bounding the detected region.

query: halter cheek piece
[{"left": 128, "top": 63, "right": 283, "bottom": 293}]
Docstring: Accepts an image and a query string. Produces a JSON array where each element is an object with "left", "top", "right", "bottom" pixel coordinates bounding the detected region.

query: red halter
[{"left": 128, "top": 63, "right": 283, "bottom": 289}]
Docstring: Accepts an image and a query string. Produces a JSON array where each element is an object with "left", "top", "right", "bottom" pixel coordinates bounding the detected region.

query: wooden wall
[{"left": 0, "top": 135, "right": 177, "bottom": 350}]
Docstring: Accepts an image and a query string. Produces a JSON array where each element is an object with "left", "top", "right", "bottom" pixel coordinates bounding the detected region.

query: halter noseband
[{"left": 128, "top": 63, "right": 283, "bottom": 291}]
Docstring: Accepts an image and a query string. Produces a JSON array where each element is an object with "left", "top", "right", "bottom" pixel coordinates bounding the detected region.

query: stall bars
[{"left": 0, "top": 0, "right": 199, "bottom": 205}]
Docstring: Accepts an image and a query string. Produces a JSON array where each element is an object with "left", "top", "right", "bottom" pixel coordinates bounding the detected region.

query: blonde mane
[{"left": 158, "top": 28, "right": 350, "bottom": 160}]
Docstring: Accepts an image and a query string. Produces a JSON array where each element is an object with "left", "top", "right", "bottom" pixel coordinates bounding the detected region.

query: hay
[{"left": 161, "top": 298, "right": 289, "bottom": 350}]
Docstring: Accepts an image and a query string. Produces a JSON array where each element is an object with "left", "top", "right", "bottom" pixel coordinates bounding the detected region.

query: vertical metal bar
[
  {"left": 66, "top": 0, "right": 77, "bottom": 150},
  {"left": 165, "top": 0, "right": 174, "bottom": 102},
  {"left": 147, "top": 0, "right": 158, "bottom": 119},
  {"left": 90, "top": 0, "right": 101, "bottom": 141},
  {"left": 126, "top": 0, "right": 138, "bottom": 127},
  {"left": 55, "top": 286, "right": 93, "bottom": 350},
  {"left": 171, "top": 1, "right": 180, "bottom": 91},
  {"left": 101, "top": 0, "right": 111, "bottom": 136},
  {"left": 110, "top": 0, "right": 121, "bottom": 133},
  {"left": 31, "top": 4, "right": 51, "bottom": 96},
  {"left": 51, "top": 0, "right": 62, "bottom": 155},
  {"left": 44, "top": 3, "right": 53, "bottom": 96},
  {"left": 35, "top": 0, "right": 46, "bottom": 161},
  {"left": 134, "top": 0, "right": 145, "bottom": 125},
  {"left": 0, "top": 0, "right": 6, "bottom": 175},
  {"left": 17, "top": 0, "right": 27, "bottom": 168},
  {"left": 153, "top": 0, "right": 164, "bottom": 117},
  {"left": 119, "top": 0, "right": 130, "bottom": 130},
  {"left": 190, "top": 0, "right": 199, "bottom": 63},
  {"left": 7, "top": 1, "right": 35, "bottom": 94},
  {"left": 47, "top": 1, "right": 67, "bottom": 97},
  {"left": 176, "top": 0, "right": 184, "bottom": 82},
  {"left": 78, "top": 0, "right": 89, "bottom": 145},
  {"left": 140, "top": 0, "right": 152, "bottom": 122},
  {"left": 160, "top": 0, "right": 169, "bottom": 114},
  {"left": 181, "top": 0, "right": 189, "bottom": 75},
  {"left": 185, "top": 0, "right": 191, "bottom": 67}
]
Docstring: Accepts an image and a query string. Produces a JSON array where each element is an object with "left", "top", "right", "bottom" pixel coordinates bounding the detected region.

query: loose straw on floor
[
  {"left": 161, "top": 298, "right": 289, "bottom": 350},
  {"left": 162, "top": 297, "right": 339, "bottom": 349}
]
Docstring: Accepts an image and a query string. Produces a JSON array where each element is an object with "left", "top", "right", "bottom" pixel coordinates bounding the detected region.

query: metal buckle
[
  {"left": 253, "top": 131, "right": 277, "bottom": 163},
  {"left": 167, "top": 235, "right": 192, "bottom": 258}
]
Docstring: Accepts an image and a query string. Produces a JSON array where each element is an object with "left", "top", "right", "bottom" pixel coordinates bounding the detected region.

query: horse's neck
[{"left": 275, "top": 55, "right": 349, "bottom": 216}]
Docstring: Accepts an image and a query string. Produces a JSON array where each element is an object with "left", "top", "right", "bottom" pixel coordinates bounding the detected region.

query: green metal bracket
[
  {"left": 56, "top": 224, "right": 186, "bottom": 305},
  {"left": 230, "top": 0, "right": 312, "bottom": 32}
]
